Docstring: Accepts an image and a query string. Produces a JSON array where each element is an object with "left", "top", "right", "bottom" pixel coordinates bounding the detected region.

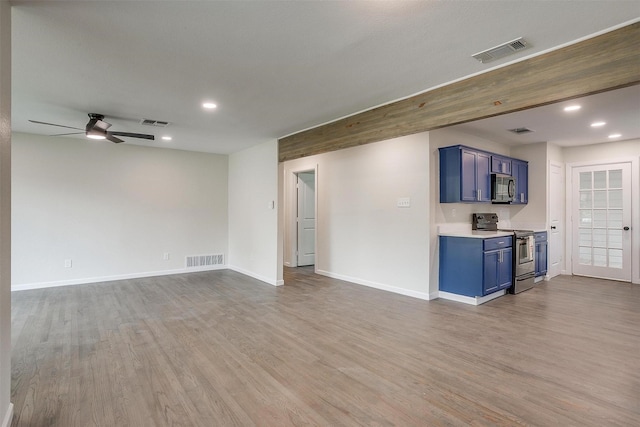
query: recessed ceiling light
[
  {"left": 202, "top": 102, "right": 217, "bottom": 109},
  {"left": 590, "top": 121, "right": 606, "bottom": 127},
  {"left": 564, "top": 105, "right": 581, "bottom": 112},
  {"left": 86, "top": 134, "right": 106, "bottom": 140},
  {"left": 162, "top": 136, "right": 172, "bottom": 141},
  {"left": 608, "top": 133, "right": 622, "bottom": 139}
]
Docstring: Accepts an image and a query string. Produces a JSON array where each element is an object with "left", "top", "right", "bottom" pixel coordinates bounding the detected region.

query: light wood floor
[{"left": 10, "top": 268, "right": 640, "bottom": 426}]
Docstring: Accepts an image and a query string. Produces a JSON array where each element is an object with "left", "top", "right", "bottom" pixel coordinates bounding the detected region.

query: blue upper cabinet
[
  {"left": 491, "top": 155, "right": 512, "bottom": 175},
  {"left": 512, "top": 159, "right": 529, "bottom": 204},
  {"left": 440, "top": 146, "right": 491, "bottom": 203}
]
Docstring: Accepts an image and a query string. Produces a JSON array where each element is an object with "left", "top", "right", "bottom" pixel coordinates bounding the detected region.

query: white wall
[
  {"left": 510, "top": 142, "right": 548, "bottom": 229},
  {"left": 283, "top": 133, "right": 431, "bottom": 299},
  {"left": 562, "top": 139, "right": 640, "bottom": 284},
  {"left": 11, "top": 132, "right": 228, "bottom": 289},
  {"left": 228, "top": 140, "right": 280, "bottom": 285},
  {"left": 0, "top": 0, "right": 11, "bottom": 424}
]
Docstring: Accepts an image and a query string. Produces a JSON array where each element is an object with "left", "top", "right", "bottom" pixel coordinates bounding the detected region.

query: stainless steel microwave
[{"left": 491, "top": 173, "right": 516, "bottom": 203}]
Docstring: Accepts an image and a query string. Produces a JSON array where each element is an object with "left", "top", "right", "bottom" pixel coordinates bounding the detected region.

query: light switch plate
[{"left": 397, "top": 197, "right": 411, "bottom": 208}]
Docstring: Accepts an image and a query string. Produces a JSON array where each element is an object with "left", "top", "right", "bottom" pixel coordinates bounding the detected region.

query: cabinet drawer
[{"left": 484, "top": 236, "right": 512, "bottom": 251}]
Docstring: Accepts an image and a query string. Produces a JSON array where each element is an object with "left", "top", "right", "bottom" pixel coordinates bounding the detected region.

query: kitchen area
[{"left": 432, "top": 140, "right": 551, "bottom": 305}]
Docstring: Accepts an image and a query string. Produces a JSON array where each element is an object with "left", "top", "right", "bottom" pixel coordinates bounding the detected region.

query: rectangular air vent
[
  {"left": 472, "top": 37, "right": 529, "bottom": 64},
  {"left": 140, "top": 119, "right": 170, "bottom": 127},
  {"left": 186, "top": 254, "right": 224, "bottom": 268},
  {"left": 508, "top": 127, "right": 534, "bottom": 135}
]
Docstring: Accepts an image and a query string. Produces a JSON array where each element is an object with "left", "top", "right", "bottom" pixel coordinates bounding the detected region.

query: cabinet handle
[
  {"left": 478, "top": 189, "right": 482, "bottom": 201},
  {"left": 520, "top": 193, "right": 524, "bottom": 203}
]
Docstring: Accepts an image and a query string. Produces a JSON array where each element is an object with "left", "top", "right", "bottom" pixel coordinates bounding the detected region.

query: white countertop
[{"left": 439, "top": 230, "right": 515, "bottom": 239}]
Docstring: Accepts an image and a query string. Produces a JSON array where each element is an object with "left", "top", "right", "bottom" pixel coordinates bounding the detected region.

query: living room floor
[{"left": 10, "top": 267, "right": 640, "bottom": 426}]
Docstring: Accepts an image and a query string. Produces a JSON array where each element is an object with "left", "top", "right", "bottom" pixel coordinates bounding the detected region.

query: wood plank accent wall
[{"left": 278, "top": 22, "right": 640, "bottom": 163}]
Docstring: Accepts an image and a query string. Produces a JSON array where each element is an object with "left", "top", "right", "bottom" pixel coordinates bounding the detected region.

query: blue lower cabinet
[
  {"left": 440, "top": 236, "right": 513, "bottom": 297},
  {"left": 535, "top": 232, "right": 548, "bottom": 277}
]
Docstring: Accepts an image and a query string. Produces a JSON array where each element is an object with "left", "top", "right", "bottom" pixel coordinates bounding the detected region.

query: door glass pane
[
  {"left": 609, "top": 169, "right": 622, "bottom": 188},
  {"left": 609, "top": 210, "right": 623, "bottom": 228},
  {"left": 580, "top": 172, "right": 592, "bottom": 190},
  {"left": 593, "top": 191, "right": 607, "bottom": 208},
  {"left": 592, "top": 210, "right": 607, "bottom": 228},
  {"left": 580, "top": 192, "right": 592, "bottom": 208},
  {"left": 579, "top": 247, "right": 591, "bottom": 265},
  {"left": 608, "top": 229, "right": 622, "bottom": 249},
  {"left": 579, "top": 229, "right": 592, "bottom": 246},
  {"left": 609, "top": 249, "right": 623, "bottom": 269},
  {"left": 609, "top": 189, "right": 622, "bottom": 208},
  {"left": 580, "top": 210, "right": 592, "bottom": 226},
  {"left": 594, "top": 171, "right": 606, "bottom": 189},
  {"left": 593, "top": 247, "right": 607, "bottom": 266},
  {"left": 592, "top": 229, "right": 606, "bottom": 247}
]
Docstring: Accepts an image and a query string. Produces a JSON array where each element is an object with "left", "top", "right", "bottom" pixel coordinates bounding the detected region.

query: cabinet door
[
  {"left": 461, "top": 149, "right": 478, "bottom": 202},
  {"left": 498, "top": 247, "right": 513, "bottom": 289},
  {"left": 536, "top": 242, "right": 548, "bottom": 276},
  {"left": 483, "top": 250, "right": 500, "bottom": 295},
  {"left": 512, "top": 160, "right": 528, "bottom": 204},
  {"left": 477, "top": 152, "right": 491, "bottom": 202},
  {"left": 491, "top": 155, "right": 512, "bottom": 175}
]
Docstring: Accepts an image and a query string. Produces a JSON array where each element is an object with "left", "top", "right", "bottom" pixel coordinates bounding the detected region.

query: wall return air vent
[
  {"left": 186, "top": 254, "right": 224, "bottom": 268},
  {"left": 472, "top": 37, "right": 529, "bottom": 63}
]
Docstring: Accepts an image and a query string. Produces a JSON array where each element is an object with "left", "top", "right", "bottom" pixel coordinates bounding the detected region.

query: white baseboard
[
  {"left": 1, "top": 403, "right": 13, "bottom": 427},
  {"left": 315, "top": 269, "right": 432, "bottom": 300},
  {"left": 227, "top": 265, "right": 282, "bottom": 286},
  {"left": 11, "top": 265, "right": 226, "bottom": 292},
  {"left": 438, "top": 290, "right": 506, "bottom": 306}
]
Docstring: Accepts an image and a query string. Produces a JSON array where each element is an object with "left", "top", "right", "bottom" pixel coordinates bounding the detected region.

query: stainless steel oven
[{"left": 511, "top": 231, "right": 535, "bottom": 293}]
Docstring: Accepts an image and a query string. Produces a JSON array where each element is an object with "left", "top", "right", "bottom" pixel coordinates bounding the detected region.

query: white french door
[{"left": 572, "top": 162, "right": 632, "bottom": 281}]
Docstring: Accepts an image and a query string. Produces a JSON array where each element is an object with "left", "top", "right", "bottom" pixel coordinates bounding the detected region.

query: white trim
[
  {"left": 278, "top": 19, "right": 640, "bottom": 140},
  {"left": 11, "top": 266, "right": 226, "bottom": 291},
  {"left": 315, "top": 269, "right": 432, "bottom": 300},
  {"left": 227, "top": 265, "right": 282, "bottom": 286},
  {"left": 1, "top": 403, "right": 13, "bottom": 427},
  {"left": 438, "top": 290, "right": 506, "bottom": 306}
]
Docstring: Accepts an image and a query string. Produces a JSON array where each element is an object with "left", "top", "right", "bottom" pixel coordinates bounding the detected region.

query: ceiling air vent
[
  {"left": 140, "top": 118, "right": 170, "bottom": 127},
  {"left": 508, "top": 127, "right": 534, "bottom": 135},
  {"left": 472, "top": 37, "right": 529, "bottom": 64}
]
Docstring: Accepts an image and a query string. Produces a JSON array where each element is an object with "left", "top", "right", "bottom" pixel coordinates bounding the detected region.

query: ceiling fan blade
[
  {"left": 106, "top": 134, "right": 124, "bottom": 144},
  {"left": 109, "top": 131, "right": 155, "bottom": 140},
  {"left": 49, "top": 132, "right": 84, "bottom": 137},
  {"left": 29, "top": 120, "right": 83, "bottom": 131}
]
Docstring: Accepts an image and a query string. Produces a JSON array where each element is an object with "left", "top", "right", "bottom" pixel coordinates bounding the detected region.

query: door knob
[
  {"left": 550, "top": 226, "right": 557, "bottom": 230},
  {"left": 623, "top": 226, "right": 630, "bottom": 231}
]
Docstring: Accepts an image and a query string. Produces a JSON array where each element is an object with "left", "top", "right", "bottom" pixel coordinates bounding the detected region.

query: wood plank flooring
[{"left": 10, "top": 268, "right": 640, "bottom": 426}]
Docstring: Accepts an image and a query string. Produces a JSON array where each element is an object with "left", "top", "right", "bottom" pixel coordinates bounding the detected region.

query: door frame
[
  {"left": 284, "top": 166, "right": 318, "bottom": 269},
  {"left": 565, "top": 157, "right": 640, "bottom": 284}
]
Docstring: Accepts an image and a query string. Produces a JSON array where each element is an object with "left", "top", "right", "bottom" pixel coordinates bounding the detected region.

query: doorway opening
[{"left": 296, "top": 171, "right": 316, "bottom": 267}]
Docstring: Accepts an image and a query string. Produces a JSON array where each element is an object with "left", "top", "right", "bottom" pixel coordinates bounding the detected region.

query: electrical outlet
[
  {"left": 397, "top": 197, "right": 411, "bottom": 208},
  {"left": 163, "top": 252, "right": 170, "bottom": 261},
  {"left": 64, "top": 259, "right": 72, "bottom": 268}
]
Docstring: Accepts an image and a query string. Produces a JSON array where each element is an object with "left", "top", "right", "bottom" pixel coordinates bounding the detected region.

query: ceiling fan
[{"left": 29, "top": 113, "right": 155, "bottom": 143}]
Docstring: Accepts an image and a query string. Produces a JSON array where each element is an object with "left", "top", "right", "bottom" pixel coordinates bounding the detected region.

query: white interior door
[
  {"left": 549, "top": 162, "right": 563, "bottom": 278},
  {"left": 572, "top": 163, "right": 632, "bottom": 281},
  {"left": 297, "top": 172, "right": 315, "bottom": 266}
]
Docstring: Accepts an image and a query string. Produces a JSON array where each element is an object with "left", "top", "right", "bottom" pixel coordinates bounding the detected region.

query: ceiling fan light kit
[{"left": 29, "top": 113, "right": 155, "bottom": 144}]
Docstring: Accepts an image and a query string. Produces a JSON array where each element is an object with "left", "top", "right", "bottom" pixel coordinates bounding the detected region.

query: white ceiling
[{"left": 11, "top": 1, "right": 640, "bottom": 154}]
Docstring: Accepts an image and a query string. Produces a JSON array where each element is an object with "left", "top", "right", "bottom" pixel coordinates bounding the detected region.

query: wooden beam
[{"left": 279, "top": 22, "right": 640, "bottom": 163}]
